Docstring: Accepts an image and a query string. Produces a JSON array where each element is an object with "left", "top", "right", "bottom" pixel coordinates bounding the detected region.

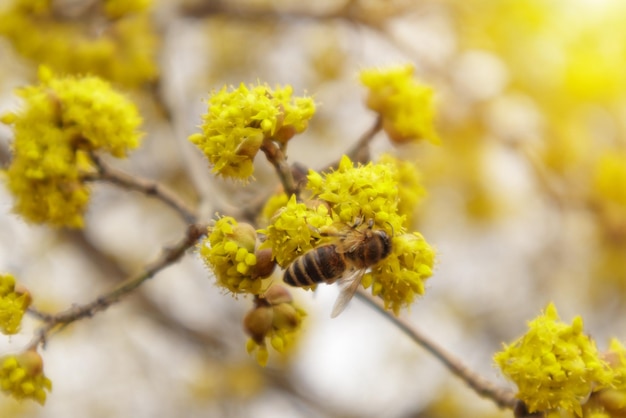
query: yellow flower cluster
[
  {"left": 363, "top": 232, "right": 435, "bottom": 315},
  {"left": 495, "top": 303, "right": 613, "bottom": 416},
  {"left": 306, "top": 155, "right": 405, "bottom": 232},
  {"left": 244, "top": 286, "right": 306, "bottom": 367},
  {"left": 260, "top": 196, "right": 333, "bottom": 268},
  {"left": 262, "top": 155, "right": 435, "bottom": 314},
  {"left": 0, "top": 0, "right": 157, "bottom": 87},
  {"left": 377, "top": 154, "right": 426, "bottom": 228},
  {"left": 0, "top": 274, "right": 31, "bottom": 335},
  {"left": 360, "top": 65, "right": 440, "bottom": 145},
  {"left": 0, "top": 351, "right": 52, "bottom": 405},
  {"left": 199, "top": 217, "right": 268, "bottom": 295},
  {"left": 188, "top": 83, "right": 315, "bottom": 181},
  {"left": 2, "top": 68, "right": 142, "bottom": 227}
]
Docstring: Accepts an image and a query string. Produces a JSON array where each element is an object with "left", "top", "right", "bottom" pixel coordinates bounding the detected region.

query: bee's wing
[{"left": 330, "top": 268, "right": 366, "bottom": 318}]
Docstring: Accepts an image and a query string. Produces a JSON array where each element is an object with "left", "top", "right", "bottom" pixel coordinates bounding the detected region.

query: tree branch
[
  {"left": 26, "top": 223, "right": 206, "bottom": 350},
  {"left": 355, "top": 289, "right": 517, "bottom": 410},
  {"left": 85, "top": 153, "right": 198, "bottom": 224}
]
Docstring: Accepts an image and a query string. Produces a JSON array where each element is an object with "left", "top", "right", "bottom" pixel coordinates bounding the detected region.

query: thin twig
[
  {"left": 86, "top": 154, "right": 198, "bottom": 224},
  {"left": 260, "top": 138, "right": 298, "bottom": 197},
  {"left": 25, "top": 223, "right": 206, "bottom": 350},
  {"left": 355, "top": 289, "right": 517, "bottom": 410},
  {"left": 347, "top": 115, "right": 383, "bottom": 165}
]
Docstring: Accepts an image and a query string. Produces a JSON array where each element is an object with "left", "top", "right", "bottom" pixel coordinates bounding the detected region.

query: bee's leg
[{"left": 351, "top": 216, "right": 364, "bottom": 229}]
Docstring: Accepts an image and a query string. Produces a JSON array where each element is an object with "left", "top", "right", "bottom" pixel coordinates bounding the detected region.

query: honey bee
[{"left": 283, "top": 219, "right": 392, "bottom": 317}]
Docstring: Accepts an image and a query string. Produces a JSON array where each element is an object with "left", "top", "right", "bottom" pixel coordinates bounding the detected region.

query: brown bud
[
  {"left": 230, "top": 222, "right": 258, "bottom": 252},
  {"left": 14, "top": 284, "right": 32, "bottom": 309},
  {"left": 252, "top": 248, "right": 276, "bottom": 279},
  {"left": 243, "top": 306, "right": 274, "bottom": 344},
  {"left": 274, "top": 125, "right": 297, "bottom": 144},
  {"left": 235, "top": 132, "right": 264, "bottom": 159},
  {"left": 263, "top": 285, "right": 292, "bottom": 305},
  {"left": 19, "top": 350, "right": 44, "bottom": 376},
  {"left": 272, "top": 303, "right": 299, "bottom": 330}
]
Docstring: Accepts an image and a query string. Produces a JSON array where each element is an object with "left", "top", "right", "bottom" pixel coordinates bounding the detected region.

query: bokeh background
[{"left": 1, "top": 0, "right": 625, "bottom": 417}]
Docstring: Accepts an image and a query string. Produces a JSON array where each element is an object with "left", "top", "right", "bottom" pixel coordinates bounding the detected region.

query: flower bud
[
  {"left": 243, "top": 306, "right": 274, "bottom": 344},
  {"left": 18, "top": 350, "right": 44, "bottom": 376},
  {"left": 272, "top": 303, "right": 298, "bottom": 330},
  {"left": 13, "top": 284, "right": 32, "bottom": 309},
  {"left": 235, "top": 132, "right": 264, "bottom": 159},
  {"left": 274, "top": 125, "right": 297, "bottom": 144},
  {"left": 252, "top": 248, "right": 276, "bottom": 279},
  {"left": 230, "top": 222, "right": 257, "bottom": 252},
  {"left": 263, "top": 285, "right": 292, "bottom": 305}
]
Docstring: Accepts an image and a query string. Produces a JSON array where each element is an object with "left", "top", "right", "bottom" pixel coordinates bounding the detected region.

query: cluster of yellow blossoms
[
  {"left": 189, "top": 83, "right": 315, "bottom": 180},
  {"left": 360, "top": 65, "right": 440, "bottom": 145},
  {"left": 496, "top": 303, "right": 626, "bottom": 416},
  {"left": 0, "top": 274, "right": 31, "bottom": 335},
  {"left": 198, "top": 218, "right": 305, "bottom": 366},
  {"left": 243, "top": 286, "right": 306, "bottom": 367},
  {"left": 261, "top": 155, "right": 436, "bottom": 314},
  {"left": 0, "top": 0, "right": 158, "bottom": 87},
  {"left": 1, "top": 68, "right": 143, "bottom": 227},
  {"left": 0, "top": 351, "right": 52, "bottom": 405},
  {"left": 0, "top": 273, "right": 51, "bottom": 405}
]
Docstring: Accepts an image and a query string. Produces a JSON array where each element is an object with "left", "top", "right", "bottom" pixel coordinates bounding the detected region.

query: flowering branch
[
  {"left": 26, "top": 223, "right": 206, "bottom": 350},
  {"left": 355, "top": 289, "right": 517, "bottom": 410},
  {"left": 85, "top": 153, "right": 198, "bottom": 224}
]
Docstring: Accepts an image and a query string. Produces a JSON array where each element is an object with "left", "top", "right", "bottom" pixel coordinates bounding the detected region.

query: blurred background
[{"left": 0, "top": 0, "right": 625, "bottom": 417}]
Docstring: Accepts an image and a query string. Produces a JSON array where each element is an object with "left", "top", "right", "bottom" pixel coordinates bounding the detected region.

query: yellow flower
[
  {"left": 2, "top": 68, "right": 143, "bottom": 227},
  {"left": 0, "top": 0, "right": 157, "bottom": 87},
  {"left": 189, "top": 83, "right": 315, "bottom": 181},
  {"left": 306, "top": 155, "right": 405, "bottom": 233},
  {"left": 494, "top": 303, "right": 612, "bottom": 416},
  {"left": 593, "top": 152, "right": 626, "bottom": 208},
  {"left": 0, "top": 351, "right": 52, "bottom": 405},
  {"left": 378, "top": 154, "right": 426, "bottom": 228},
  {"left": 0, "top": 274, "right": 31, "bottom": 335},
  {"left": 363, "top": 232, "right": 435, "bottom": 315},
  {"left": 360, "top": 65, "right": 440, "bottom": 145},
  {"left": 199, "top": 217, "right": 266, "bottom": 295},
  {"left": 244, "top": 286, "right": 306, "bottom": 367},
  {"left": 262, "top": 155, "right": 435, "bottom": 315},
  {"left": 259, "top": 195, "right": 333, "bottom": 268}
]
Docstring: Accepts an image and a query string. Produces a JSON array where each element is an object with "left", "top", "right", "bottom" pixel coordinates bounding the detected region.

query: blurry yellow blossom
[
  {"left": 360, "top": 65, "right": 440, "bottom": 145},
  {"left": 378, "top": 154, "right": 426, "bottom": 228},
  {"left": 494, "top": 303, "right": 612, "bottom": 416},
  {"left": 0, "top": 0, "right": 158, "bottom": 87},
  {"left": 593, "top": 152, "right": 626, "bottom": 208},
  {"left": 0, "top": 274, "right": 31, "bottom": 335},
  {"left": 188, "top": 83, "right": 315, "bottom": 181},
  {"left": 104, "top": 0, "right": 151, "bottom": 18},
  {"left": 199, "top": 217, "right": 267, "bottom": 295},
  {"left": 0, "top": 351, "right": 52, "bottom": 405},
  {"left": 2, "top": 68, "right": 142, "bottom": 227},
  {"left": 244, "top": 285, "right": 306, "bottom": 367}
]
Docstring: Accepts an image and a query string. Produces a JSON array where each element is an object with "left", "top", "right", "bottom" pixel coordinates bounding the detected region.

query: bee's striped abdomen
[{"left": 284, "top": 245, "right": 346, "bottom": 287}]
